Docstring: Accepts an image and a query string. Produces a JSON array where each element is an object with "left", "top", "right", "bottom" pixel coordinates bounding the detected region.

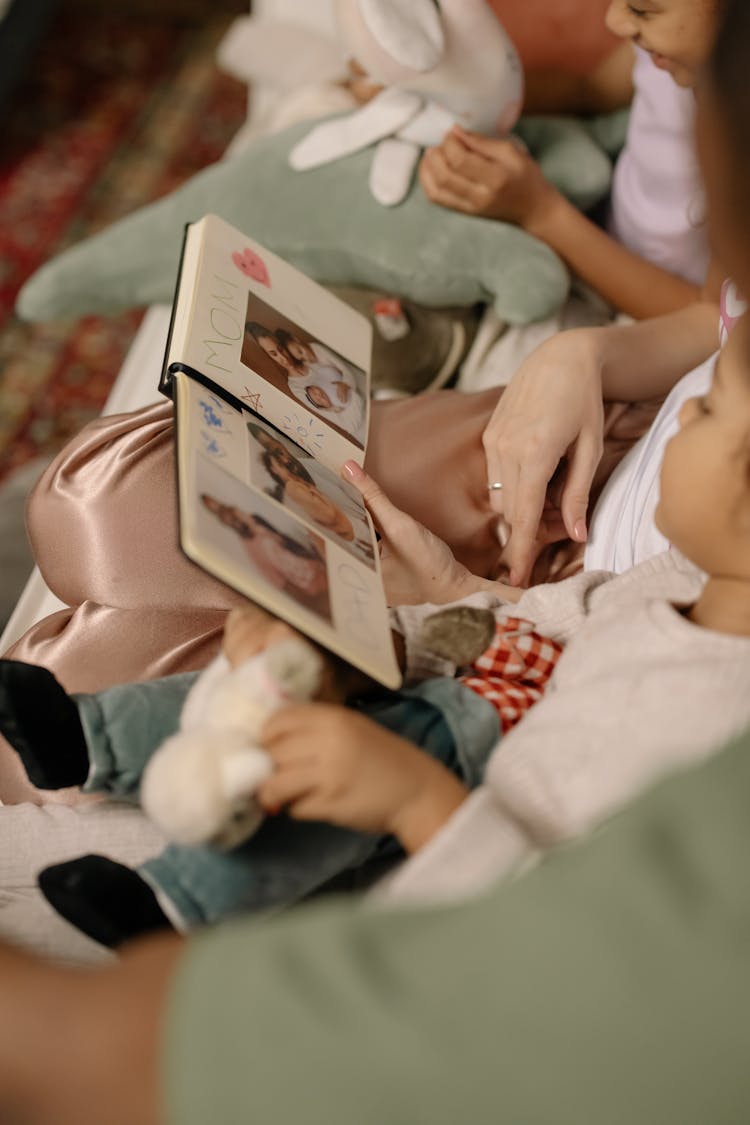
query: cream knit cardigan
[{"left": 378, "top": 550, "right": 750, "bottom": 904}]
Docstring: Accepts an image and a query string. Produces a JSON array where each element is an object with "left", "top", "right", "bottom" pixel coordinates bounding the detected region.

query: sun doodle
[{"left": 281, "top": 412, "right": 326, "bottom": 454}]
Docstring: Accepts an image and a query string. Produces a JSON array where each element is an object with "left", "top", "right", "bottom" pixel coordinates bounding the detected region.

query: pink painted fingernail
[
  {"left": 574, "top": 519, "right": 587, "bottom": 542},
  {"left": 342, "top": 460, "right": 364, "bottom": 481}
]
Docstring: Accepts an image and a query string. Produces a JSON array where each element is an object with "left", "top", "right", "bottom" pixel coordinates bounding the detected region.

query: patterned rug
[{"left": 0, "top": 7, "right": 247, "bottom": 483}]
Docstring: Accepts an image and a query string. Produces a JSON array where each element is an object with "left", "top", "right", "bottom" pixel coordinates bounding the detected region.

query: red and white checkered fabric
[{"left": 459, "top": 616, "right": 563, "bottom": 734}]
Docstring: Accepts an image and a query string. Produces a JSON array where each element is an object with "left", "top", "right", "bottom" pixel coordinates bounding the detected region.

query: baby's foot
[
  {"left": 0, "top": 660, "right": 88, "bottom": 788},
  {"left": 38, "top": 855, "right": 172, "bottom": 949}
]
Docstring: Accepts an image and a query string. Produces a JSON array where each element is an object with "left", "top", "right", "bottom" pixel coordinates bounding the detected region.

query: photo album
[{"left": 161, "top": 213, "right": 401, "bottom": 689}]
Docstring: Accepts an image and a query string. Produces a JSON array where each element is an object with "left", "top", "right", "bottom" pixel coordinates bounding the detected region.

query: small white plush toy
[
  {"left": 289, "top": 0, "right": 524, "bottom": 205},
  {"left": 140, "top": 637, "right": 323, "bottom": 851}
]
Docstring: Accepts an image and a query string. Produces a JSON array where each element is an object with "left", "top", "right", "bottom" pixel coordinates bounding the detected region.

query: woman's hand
[
  {"left": 342, "top": 463, "right": 488, "bottom": 605},
  {"left": 482, "top": 329, "right": 606, "bottom": 586},
  {"left": 418, "top": 126, "right": 558, "bottom": 228},
  {"left": 259, "top": 704, "right": 468, "bottom": 852}
]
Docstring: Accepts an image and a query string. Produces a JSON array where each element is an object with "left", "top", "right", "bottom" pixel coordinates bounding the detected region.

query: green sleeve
[{"left": 165, "top": 729, "right": 750, "bottom": 1125}]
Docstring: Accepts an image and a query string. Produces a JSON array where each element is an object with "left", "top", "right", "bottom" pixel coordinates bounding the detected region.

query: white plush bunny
[
  {"left": 289, "top": 0, "right": 524, "bottom": 205},
  {"left": 140, "top": 637, "right": 323, "bottom": 851}
]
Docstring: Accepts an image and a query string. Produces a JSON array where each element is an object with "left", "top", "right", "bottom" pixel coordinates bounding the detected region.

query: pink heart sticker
[{"left": 232, "top": 248, "right": 270, "bottom": 287}]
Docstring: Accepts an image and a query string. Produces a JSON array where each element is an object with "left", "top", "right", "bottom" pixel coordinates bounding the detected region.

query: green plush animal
[{"left": 16, "top": 112, "right": 626, "bottom": 327}]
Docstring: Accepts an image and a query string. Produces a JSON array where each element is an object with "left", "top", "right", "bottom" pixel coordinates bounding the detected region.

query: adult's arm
[
  {"left": 0, "top": 931, "right": 179, "bottom": 1125},
  {"left": 3, "top": 724, "right": 750, "bottom": 1124},
  {"left": 483, "top": 300, "right": 719, "bottom": 584},
  {"left": 168, "top": 726, "right": 750, "bottom": 1125}
]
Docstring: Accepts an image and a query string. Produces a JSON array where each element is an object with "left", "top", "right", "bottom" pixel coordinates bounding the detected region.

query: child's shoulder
[
  {"left": 512, "top": 550, "right": 702, "bottom": 642},
  {"left": 573, "top": 552, "right": 703, "bottom": 637},
  {"left": 594, "top": 549, "right": 704, "bottom": 608}
]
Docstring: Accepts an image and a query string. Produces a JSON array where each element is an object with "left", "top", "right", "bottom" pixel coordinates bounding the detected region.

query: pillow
[{"left": 17, "top": 114, "right": 619, "bottom": 327}]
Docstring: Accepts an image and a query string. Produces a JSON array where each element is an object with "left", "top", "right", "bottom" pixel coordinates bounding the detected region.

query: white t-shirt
[
  {"left": 288, "top": 358, "right": 367, "bottom": 445},
  {"left": 584, "top": 353, "right": 716, "bottom": 574},
  {"left": 287, "top": 361, "right": 351, "bottom": 405},
  {"left": 608, "top": 47, "right": 709, "bottom": 285}
]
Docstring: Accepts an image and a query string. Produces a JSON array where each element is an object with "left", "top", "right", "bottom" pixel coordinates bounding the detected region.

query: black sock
[
  {"left": 38, "top": 855, "right": 173, "bottom": 949},
  {"left": 0, "top": 659, "right": 89, "bottom": 788}
]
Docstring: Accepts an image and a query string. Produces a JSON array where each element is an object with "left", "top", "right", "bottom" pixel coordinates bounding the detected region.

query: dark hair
[
  {"left": 706, "top": 0, "right": 750, "bottom": 253},
  {"left": 245, "top": 321, "right": 305, "bottom": 373},
  {"left": 261, "top": 449, "right": 314, "bottom": 489},
  {"left": 275, "top": 327, "right": 301, "bottom": 352},
  {"left": 251, "top": 513, "right": 322, "bottom": 559},
  {"left": 245, "top": 320, "right": 275, "bottom": 345},
  {"left": 248, "top": 421, "right": 286, "bottom": 454},
  {"left": 261, "top": 450, "right": 285, "bottom": 491},
  {"left": 709, "top": 0, "right": 750, "bottom": 201},
  {"left": 201, "top": 493, "right": 255, "bottom": 537},
  {"left": 273, "top": 328, "right": 305, "bottom": 371},
  {"left": 200, "top": 492, "right": 224, "bottom": 514}
]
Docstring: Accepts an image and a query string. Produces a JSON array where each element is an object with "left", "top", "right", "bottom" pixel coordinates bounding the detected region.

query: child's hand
[
  {"left": 334, "top": 381, "right": 351, "bottom": 404},
  {"left": 419, "top": 126, "right": 557, "bottom": 230},
  {"left": 342, "top": 462, "right": 487, "bottom": 605},
  {"left": 258, "top": 704, "right": 468, "bottom": 852}
]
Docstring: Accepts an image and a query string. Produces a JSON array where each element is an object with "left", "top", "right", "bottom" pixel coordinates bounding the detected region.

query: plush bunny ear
[
  {"left": 360, "top": 0, "right": 444, "bottom": 70},
  {"left": 336, "top": 0, "right": 445, "bottom": 83}
]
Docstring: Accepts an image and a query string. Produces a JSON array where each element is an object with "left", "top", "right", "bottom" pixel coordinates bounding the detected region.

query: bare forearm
[
  {"left": 511, "top": 303, "right": 717, "bottom": 412},
  {"left": 388, "top": 767, "right": 469, "bottom": 854},
  {"left": 527, "top": 193, "right": 702, "bottom": 319},
  {"left": 596, "top": 303, "right": 719, "bottom": 400},
  {"left": 0, "top": 935, "right": 183, "bottom": 1125}
]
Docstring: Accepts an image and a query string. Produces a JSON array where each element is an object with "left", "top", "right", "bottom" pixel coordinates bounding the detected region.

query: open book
[{"left": 162, "top": 213, "right": 401, "bottom": 688}]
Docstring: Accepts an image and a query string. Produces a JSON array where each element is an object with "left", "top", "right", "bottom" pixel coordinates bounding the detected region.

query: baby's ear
[{"left": 419, "top": 606, "right": 496, "bottom": 665}]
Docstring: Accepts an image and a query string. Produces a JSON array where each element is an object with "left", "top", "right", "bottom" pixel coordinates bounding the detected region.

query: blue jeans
[{"left": 76, "top": 673, "right": 499, "bottom": 928}]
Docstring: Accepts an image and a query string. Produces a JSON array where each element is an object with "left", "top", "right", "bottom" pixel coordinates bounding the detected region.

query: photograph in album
[{"left": 163, "top": 214, "right": 400, "bottom": 688}]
